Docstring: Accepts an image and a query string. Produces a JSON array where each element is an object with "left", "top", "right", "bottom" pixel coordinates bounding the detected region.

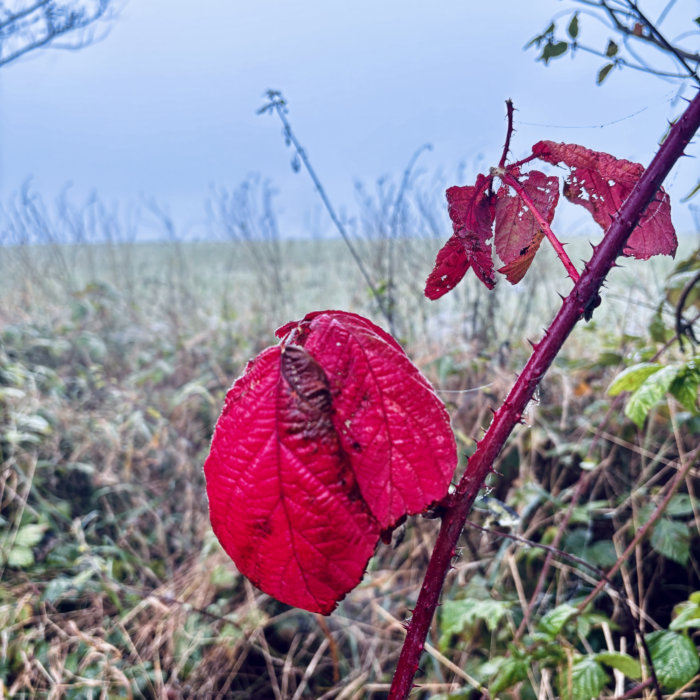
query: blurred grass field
[{"left": 0, "top": 222, "right": 699, "bottom": 699}]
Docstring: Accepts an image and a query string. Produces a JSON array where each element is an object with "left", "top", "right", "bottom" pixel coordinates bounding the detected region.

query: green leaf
[
  {"left": 595, "top": 652, "right": 642, "bottom": 679},
  {"left": 539, "top": 603, "right": 578, "bottom": 638},
  {"left": 572, "top": 656, "right": 609, "bottom": 700},
  {"left": 670, "top": 370, "right": 699, "bottom": 412},
  {"left": 440, "top": 598, "right": 510, "bottom": 648},
  {"left": 651, "top": 519, "right": 690, "bottom": 565},
  {"left": 646, "top": 631, "right": 700, "bottom": 690},
  {"left": 605, "top": 40, "right": 619, "bottom": 56},
  {"left": 626, "top": 365, "right": 681, "bottom": 427},
  {"left": 694, "top": 16, "right": 700, "bottom": 28},
  {"left": 666, "top": 494, "right": 697, "bottom": 517},
  {"left": 490, "top": 657, "right": 529, "bottom": 694},
  {"left": 608, "top": 363, "right": 662, "bottom": 396},
  {"left": 671, "top": 601, "right": 700, "bottom": 631},
  {"left": 597, "top": 63, "right": 615, "bottom": 85},
  {"left": 567, "top": 13, "right": 579, "bottom": 39},
  {"left": 541, "top": 41, "right": 568, "bottom": 65},
  {"left": 14, "top": 524, "right": 47, "bottom": 548},
  {"left": 584, "top": 540, "right": 618, "bottom": 568},
  {"left": 480, "top": 656, "right": 507, "bottom": 679},
  {"left": 8, "top": 545, "right": 34, "bottom": 568}
]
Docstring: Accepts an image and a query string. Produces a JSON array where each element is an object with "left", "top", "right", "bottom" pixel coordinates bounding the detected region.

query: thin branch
[
  {"left": 675, "top": 268, "right": 700, "bottom": 349},
  {"left": 387, "top": 143, "right": 432, "bottom": 335},
  {"left": 595, "top": 0, "right": 700, "bottom": 70},
  {"left": 624, "top": 0, "right": 700, "bottom": 83},
  {"left": 260, "top": 92, "right": 393, "bottom": 329},
  {"left": 464, "top": 520, "right": 608, "bottom": 580}
]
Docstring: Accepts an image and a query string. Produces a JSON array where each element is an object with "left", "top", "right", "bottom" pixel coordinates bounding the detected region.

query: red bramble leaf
[
  {"left": 425, "top": 174, "right": 496, "bottom": 299},
  {"left": 424, "top": 233, "right": 470, "bottom": 300},
  {"left": 279, "top": 311, "right": 456, "bottom": 529},
  {"left": 532, "top": 140, "right": 677, "bottom": 260},
  {"left": 494, "top": 170, "right": 559, "bottom": 284},
  {"left": 205, "top": 311, "right": 457, "bottom": 614},
  {"left": 204, "top": 344, "right": 379, "bottom": 615}
]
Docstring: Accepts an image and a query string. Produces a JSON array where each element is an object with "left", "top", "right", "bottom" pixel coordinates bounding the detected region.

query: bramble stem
[
  {"left": 509, "top": 153, "right": 538, "bottom": 170},
  {"left": 388, "top": 88, "right": 700, "bottom": 700},
  {"left": 501, "top": 172, "right": 580, "bottom": 282},
  {"left": 499, "top": 99, "right": 515, "bottom": 168}
]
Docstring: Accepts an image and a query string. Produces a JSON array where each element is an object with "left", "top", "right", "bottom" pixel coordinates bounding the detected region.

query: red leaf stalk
[
  {"left": 501, "top": 172, "right": 580, "bottom": 282},
  {"left": 388, "top": 90, "right": 700, "bottom": 700}
]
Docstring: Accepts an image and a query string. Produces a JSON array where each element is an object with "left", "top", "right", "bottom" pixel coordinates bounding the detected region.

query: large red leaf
[
  {"left": 494, "top": 170, "right": 559, "bottom": 284},
  {"left": 277, "top": 311, "right": 456, "bottom": 530},
  {"left": 204, "top": 343, "right": 380, "bottom": 615},
  {"left": 424, "top": 233, "right": 470, "bottom": 300},
  {"left": 532, "top": 140, "right": 676, "bottom": 260}
]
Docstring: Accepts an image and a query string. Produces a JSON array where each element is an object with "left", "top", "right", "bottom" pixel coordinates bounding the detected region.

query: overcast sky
[{"left": 0, "top": 0, "right": 698, "bottom": 239}]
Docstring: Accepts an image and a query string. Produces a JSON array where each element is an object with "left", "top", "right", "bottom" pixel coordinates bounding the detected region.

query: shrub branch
[{"left": 388, "top": 88, "right": 700, "bottom": 700}]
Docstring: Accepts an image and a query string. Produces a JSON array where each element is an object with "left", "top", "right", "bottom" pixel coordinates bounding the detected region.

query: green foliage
[
  {"left": 567, "top": 14, "right": 579, "bottom": 39},
  {"left": 490, "top": 656, "right": 530, "bottom": 695},
  {"left": 538, "top": 603, "right": 577, "bottom": 638},
  {"left": 440, "top": 597, "right": 511, "bottom": 648},
  {"left": 597, "top": 63, "right": 615, "bottom": 85},
  {"left": 570, "top": 656, "right": 610, "bottom": 700},
  {"left": 608, "top": 363, "right": 662, "bottom": 395},
  {"left": 671, "top": 594, "right": 700, "bottom": 631},
  {"left": 651, "top": 519, "right": 690, "bottom": 565},
  {"left": 594, "top": 652, "right": 642, "bottom": 679},
  {"left": 541, "top": 41, "right": 568, "bottom": 64},
  {"left": 646, "top": 631, "right": 700, "bottom": 690}
]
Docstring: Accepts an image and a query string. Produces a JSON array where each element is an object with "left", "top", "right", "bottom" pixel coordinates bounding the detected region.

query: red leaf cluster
[
  {"left": 425, "top": 174, "right": 495, "bottom": 299},
  {"left": 204, "top": 311, "right": 456, "bottom": 614},
  {"left": 425, "top": 137, "right": 677, "bottom": 300},
  {"left": 532, "top": 140, "right": 677, "bottom": 260}
]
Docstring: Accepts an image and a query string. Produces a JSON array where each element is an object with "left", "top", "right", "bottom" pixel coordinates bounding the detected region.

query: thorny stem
[
  {"left": 388, "top": 89, "right": 700, "bottom": 700},
  {"left": 499, "top": 99, "right": 515, "bottom": 168},
  {"left": 501, "top": 173, "right": 581, "bottom": 282}
]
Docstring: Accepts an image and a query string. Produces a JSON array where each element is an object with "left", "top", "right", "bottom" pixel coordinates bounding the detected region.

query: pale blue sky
[{"left": 0, "top": 0, "right": 698, "bottom": 238}]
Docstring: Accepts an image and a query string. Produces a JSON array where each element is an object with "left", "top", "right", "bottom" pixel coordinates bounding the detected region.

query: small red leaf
[
  {"left": 424, "top": 233, "right": 470, "bottom": 300},
  {"left": 279, "top": 311, "right": 457, "bottom": 529},
  {"left": 444, "top": 174, "right": 496, "bottom": 290},
  {"left": 204, "top": 344, "right": 380, "bottom": 615},
  {"left": 497, "top": 229, "right": 545, "bottom": 285},
  {"left": 532, "top": 140, "right": 677, "bottom": 259},
  {"left": 494, "top": 170, "right": 559, "bottom": 284}
]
